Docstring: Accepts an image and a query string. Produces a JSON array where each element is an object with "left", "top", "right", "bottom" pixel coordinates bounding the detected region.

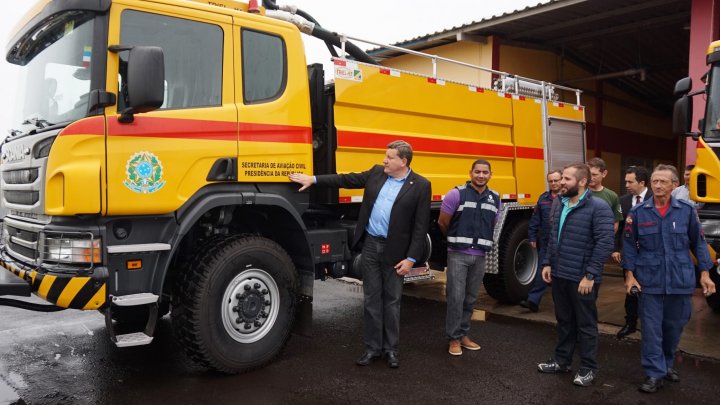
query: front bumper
[{"left": 0, "top": 248, "right": 107, "bottom": 310}]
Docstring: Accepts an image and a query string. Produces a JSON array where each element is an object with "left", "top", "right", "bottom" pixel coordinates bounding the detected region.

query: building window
[
  {"left": 242, "top": 29, "right": 286, "bottom": 104},
  {"left": 119, "top": 10, "right": 223, "bottom": 110}
]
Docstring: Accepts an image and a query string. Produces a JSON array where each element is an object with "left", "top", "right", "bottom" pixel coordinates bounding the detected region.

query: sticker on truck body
[
  {"left": 335, "top": 62, "right": 363, "bottom": 82},
  {"left": 123, "top": 151, "right": 166, "bottom": 194}
]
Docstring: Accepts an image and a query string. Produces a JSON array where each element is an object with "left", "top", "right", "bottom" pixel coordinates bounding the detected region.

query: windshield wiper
[
  {"left": 22, "top": 117, "right": 53, "bottom": 129},
  {"left": 8, "top": 129, "right": 23, "bottom": 138}
]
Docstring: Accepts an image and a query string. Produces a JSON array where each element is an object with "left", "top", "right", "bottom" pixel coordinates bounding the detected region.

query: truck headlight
[{"left": 41, "top": 235, "right": 101, "bottom": 264}]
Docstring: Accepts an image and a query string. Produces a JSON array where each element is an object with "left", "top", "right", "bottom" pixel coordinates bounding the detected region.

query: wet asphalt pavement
[{"left": 1, "top": 279, "right": 720, "bottom": 404}]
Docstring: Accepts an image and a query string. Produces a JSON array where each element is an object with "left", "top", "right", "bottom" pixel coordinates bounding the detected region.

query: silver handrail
[{"left": 339, "top": 34, "right": 583, "bottom": 105}]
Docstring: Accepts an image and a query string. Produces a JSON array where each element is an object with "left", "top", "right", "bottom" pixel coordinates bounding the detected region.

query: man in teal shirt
[{"left": 537, "top": 163, "right": 614, "bottom": 388}]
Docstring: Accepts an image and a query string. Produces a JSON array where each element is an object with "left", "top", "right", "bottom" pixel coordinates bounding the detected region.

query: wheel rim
[
  {"left": 221, "top": 268, "right": 280, "bottom": 343},
  {"left": 513, "top": 239, "right": 538, "bottom": 285}
]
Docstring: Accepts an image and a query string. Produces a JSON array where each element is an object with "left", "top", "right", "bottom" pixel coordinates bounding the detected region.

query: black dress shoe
[
  {"left": 385, "top": 352, "right": 399, "bottom": 368},
  {"left": 616, "top": 323, "right": 637, "bottom": 339},
  {"left": 520, "top": 300, "right": 539, "bottom": 312},
  {"left": 356, "top": 351, "right": 380, "bottom": 366},
  {"left": 665, "top": 368, "right": 680, "bottom": 382},
  {"left": 639, "top": 377, "right": 664, "bottom": 393}
]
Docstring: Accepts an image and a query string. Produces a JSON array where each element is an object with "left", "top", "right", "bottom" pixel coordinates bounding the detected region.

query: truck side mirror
[
  {"left": 674, "top": 76, "right": 692, "bottom": 97},
  {"left": 110, "top": 45, "right": 165, "bottom": 123},
  {"left": 672, "top": 95, "right": 693, "bottom": 136}
]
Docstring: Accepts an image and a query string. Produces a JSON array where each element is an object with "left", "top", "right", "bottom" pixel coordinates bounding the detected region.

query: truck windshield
[
  {"left": 8, "top": 11, "right": 95, "bottom": 132},
  {"left": 705, "top": 65, "right": 720, "bottom": 142}
]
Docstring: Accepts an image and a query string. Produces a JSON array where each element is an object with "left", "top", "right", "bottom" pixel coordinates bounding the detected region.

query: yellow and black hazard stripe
[{"left": 0, "top": 259, "right": 106, "bottom": 310}]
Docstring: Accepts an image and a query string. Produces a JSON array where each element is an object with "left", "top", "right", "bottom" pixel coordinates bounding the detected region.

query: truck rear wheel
[
  {"left": 483, "top": 219, "right": 537, "bottom": 304},
  {"left": 172, "top": 235, "right": 297, "bottom": 373}
]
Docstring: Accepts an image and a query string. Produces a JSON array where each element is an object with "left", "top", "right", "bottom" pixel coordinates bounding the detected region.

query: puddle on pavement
[{"left": 0, "top": 376, "right": 20, "bottom": 404}]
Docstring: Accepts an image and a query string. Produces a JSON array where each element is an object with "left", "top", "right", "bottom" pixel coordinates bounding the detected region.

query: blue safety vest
[{"left": 447, "top": 183, "right": 500, "bottom": 252}]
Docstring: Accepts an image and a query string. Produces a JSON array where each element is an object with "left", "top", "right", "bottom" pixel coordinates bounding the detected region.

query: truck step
[
  {"left": 112, "top": 293, "right": 159, "bottom": 307},
  {"left": 114, "top": 332, "right": 153, "bottom": 347},
  {"left": 0, "top": 269, "right": 30, "bottom": 297}
]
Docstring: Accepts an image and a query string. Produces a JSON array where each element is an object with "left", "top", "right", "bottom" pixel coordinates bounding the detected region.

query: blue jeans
[
  {"left": 446, "top": 251, "right": 486, "bottom": 341},
  {"left": 361, "top": 235, "right": 404, "bottom": 355}
]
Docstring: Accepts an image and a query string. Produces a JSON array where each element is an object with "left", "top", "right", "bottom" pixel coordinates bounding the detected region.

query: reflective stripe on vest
[
  {"left": 447, "top": 236, "right": 493, "bottom": 246},
  {"left": 480, "top": 203, "right": 498, "bottom": 213},
  {"left": 457, "top": 201, "right": 477, "bottom": 211}
]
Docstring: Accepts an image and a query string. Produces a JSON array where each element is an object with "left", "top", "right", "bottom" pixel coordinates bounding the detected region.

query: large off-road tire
[
  {"left": 706, "top": 266, "right": 720, "bottom": 313},
  {"left": 483, "top": 219, "right": 537, "bottom": 304},
  {"left": 172, "top": 235, "right": 297, "bottom": 373}
]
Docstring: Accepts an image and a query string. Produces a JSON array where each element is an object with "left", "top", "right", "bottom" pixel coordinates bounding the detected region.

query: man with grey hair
[
  {"left": 289, "top": 140, "right": 431, "bottom": 369},
  {"left": 622, "top": 164, "right": 716, "bottom": 393},
  {"left": 521, "top": 169, "right": 563, "bottom": 313}
]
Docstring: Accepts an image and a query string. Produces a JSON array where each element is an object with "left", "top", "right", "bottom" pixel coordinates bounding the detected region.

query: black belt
[{"left": 367, "top": 233, "right": 387, "bottom": 241}]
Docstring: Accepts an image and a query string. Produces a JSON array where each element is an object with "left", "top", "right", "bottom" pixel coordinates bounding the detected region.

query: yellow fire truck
[
  {"left": 673, "top": 40, "right": 720, "bottom": 312},
  {"left": 0, "top": 0, "right": 585, "bottom": 372}
]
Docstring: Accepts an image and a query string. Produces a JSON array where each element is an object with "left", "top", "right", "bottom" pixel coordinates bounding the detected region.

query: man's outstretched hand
[{"left": 288, "top": 173, "right": 314, "bottom": 191}]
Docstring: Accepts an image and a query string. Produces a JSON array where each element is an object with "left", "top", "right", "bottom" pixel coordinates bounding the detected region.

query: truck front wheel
[
  {"left": 172, "top": 235, "right": 297, "bottom": 373},
  {"left": 483, "top": 219, "right": 537, "bottom": 304}
]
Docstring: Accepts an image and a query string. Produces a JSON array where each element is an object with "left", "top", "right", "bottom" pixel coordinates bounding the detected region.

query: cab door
[
  {"left": 104, "top": 3, "right": 237, "bottom": 215},
  {"left": 233, "top": 15, "right": 313, "bottom": 183}
]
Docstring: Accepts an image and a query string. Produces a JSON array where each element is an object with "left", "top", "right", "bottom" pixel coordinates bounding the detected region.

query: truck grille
[
  {"left": 4, "top": 191, "right": 40, "bottom": 205},
  {"left": 4, "top": 222, "right": 40, "bottom": 262},
  {"left": 2, "top": 168, "right": 39, "bottom": 184},
  {"left": 0, "top": 132, "right": 56, "bottom": 214}
]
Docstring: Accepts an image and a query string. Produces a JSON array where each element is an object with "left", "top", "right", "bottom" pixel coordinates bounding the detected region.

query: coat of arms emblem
[{"left": 123, "top": 151, "right": 166, "bottom": 194}]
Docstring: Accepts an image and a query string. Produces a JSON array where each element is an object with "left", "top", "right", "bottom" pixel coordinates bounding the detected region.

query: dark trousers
[
  {"left": 624, "top": 293, "right": 639, "bottom": 325},
  {"left": 623, "top": 270, "right": 639, "bottom": 325},
  {"left": 526, "top": 247, "right": 548, "bottom": 305},
  {"left": 639, "top": 293, "right": 691, "bottom": 378},
  {"left": 361, "top": 235, "right": 404, "bottom": 355},
  {"left": 551, "top": 276, "right": 600, "bottom": 371}
]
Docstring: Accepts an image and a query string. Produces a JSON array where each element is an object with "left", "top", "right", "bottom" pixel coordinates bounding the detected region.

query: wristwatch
[{"left": 584, "top": 273, "right": 595, "bottom": 281}]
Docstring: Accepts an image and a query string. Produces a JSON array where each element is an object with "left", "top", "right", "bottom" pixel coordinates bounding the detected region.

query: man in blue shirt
[
  {"left": 622, "top": 164, "right": 716, "bottom": 393},
  {"left": 521, "top": 170, "right": 562, "bottom": 312},
  {"left": 289, "top": 140, "right": 431, "bottom": 369}
]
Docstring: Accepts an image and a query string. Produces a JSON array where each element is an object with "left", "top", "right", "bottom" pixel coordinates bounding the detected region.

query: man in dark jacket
[
  {"left": 536, "top": 163, "right": 614, "bottom": 387},
  {"left": 289, "top": 140, "right": 431, "bottom": 369},
  {"left": 613, "top": 165, "right": 652, "bottom": 339},
  {"left": 622, "top": 164, "right": 715, "bottom": 393},
  {"left": 520, "top": 170, "right": 562, "bottom": 312}
]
